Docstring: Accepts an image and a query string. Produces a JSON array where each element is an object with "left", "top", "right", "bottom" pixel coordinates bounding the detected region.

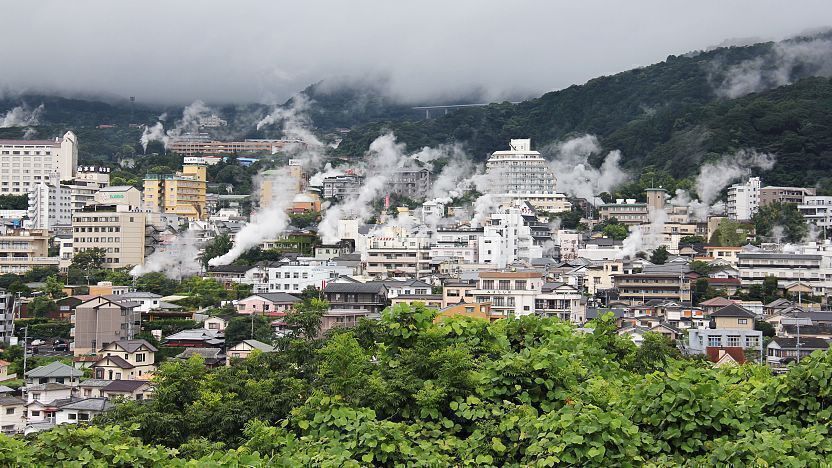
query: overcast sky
[{"left": 2, "top": 1, "right": 830, "bottom": 105}]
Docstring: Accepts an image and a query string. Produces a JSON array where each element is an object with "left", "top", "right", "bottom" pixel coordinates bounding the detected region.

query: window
[
  {"left": 738, "top": 318, "right": 747, "bottom": 325},
  {"left": 726, "top": 335, "right": 741, "bottom": 347},
  {"left": 5, "top": 408, "right": 13, "bottom": 415},
  {"left": 32, "top": 393, "right": 41, "bottom": 401},
  {"left": 68, "top": 413, "right": 77, "bottom": 420},
  {"left": 481, "top": 280, "right": 494, "bottom": 290},
  {"left": 79, "top": 413, "right": 89, "bottom": 421},
  {"left": 707, "top": 336, "right": 722, "bottom": 347},
  {"left": 135, "top": 353, "right": 145, "bottom": 363},
  {"left": 498, "top": 280, "right": 511, "bottom": 290},
  {"left": 31, "top": 410, "right": 40, "bottom": 417}
]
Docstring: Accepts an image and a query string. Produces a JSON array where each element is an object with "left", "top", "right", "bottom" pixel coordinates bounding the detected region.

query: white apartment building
[
  {"left": 430, "top": 227, "right": 482, "bottom": 265},
  {"left": 727, "top": 177, "right": 761, "bottom": 220},
  {"left": 27, "top": 183, "right": 72, "bottom": 230},
  {"left": 471, "top": 271, "right": 545, "bottom": 317},
  {"left": 485, "top": 139, "right": 571, "bottom": 213},
  {"left": 66, "top": 167, "right": 111, "bottom": 211},
  {"left": 798, "top": 196, "right": 832, "bottom": 230},
  {"left": 737, "top": 251, "right": 823, "bottom": 290},
  {"left": 556, "top": 230, "right": 582, "bottom": 261},
  {"left": 244, "top": 261, "right": 355, "bottom": 294},
  {"left": 479, "top": 207, "right": 544, "bottom": 268},
  {"left": 0, "top": 132, "right": 78, "bottom": 194},
  {"left": 534, "top": 282, "right": 585, "bottom": 323}
]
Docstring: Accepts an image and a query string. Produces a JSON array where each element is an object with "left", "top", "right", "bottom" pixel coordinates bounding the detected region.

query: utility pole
[{"left": 21, "top": 325, "right": 28, "bottom": 396}]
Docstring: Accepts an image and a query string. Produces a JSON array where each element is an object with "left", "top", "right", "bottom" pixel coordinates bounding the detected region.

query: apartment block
[
  {"left": 0, "top": 131, "right": 78, "bottom": 194},
  {"left": 727, "top": 177, "right": 761, "bottom": 220},
  {"left": 323, "top": 174, "right": 363, "bottom": 199},
  {"left": 534, "top": 282, "right": 585, "bottom": 323},
  {"left": 71, "top": 204, "right": 157, "bottom": 269},
  {"left": 27, "top": 182, "right": 72, "bottom": 230},
  {"left": 0, "top": 227, "right": 57, "bottom": 274},
  {"left": 798, "top": 196, "right": 832, "bottom": 229},
  {"left": 167, "top": 134, "right": 296, "bottom": 157},
  {"left": 365, "top": 234, "right": 432, "bottom": 279},
  {"left": 759, "top": 186, "right": 816, "bottom": 207},
  {"left": 737, "top": 252, "right": 823, "bottom": 288},
  {"left": 0, "top": 289, "right": 14, "bottom": 345},
  {"left": 613, "top": 272, "right": 692, "bottom": 304},
  {"left": 598, "top": 200, "right": 648, "bottom": 225},
  {"left": 484, "top": 139, "right": 570, "bottom": 212},
  {"left": 471, "top": 271, "right": 544, "bottom": 317},
  {"left": 72, "top": 296, "right": 141, "bottom": 356},
  {"left": 143, "top": 164, "right": 207, "bottom": 220},
  {"left": 389, "top": 168, "right": 431, "bottom": 199}
]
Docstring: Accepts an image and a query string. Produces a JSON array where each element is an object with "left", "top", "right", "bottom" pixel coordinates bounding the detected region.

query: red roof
[
  {"left": 705, "top": 346, "right": 746, "bottom": 364},
  {"left": 706, "top": 278, "right": 741, "bottom": 285},
  {"left": 0, "top": 359, "right": 10, "bottom": 366}
]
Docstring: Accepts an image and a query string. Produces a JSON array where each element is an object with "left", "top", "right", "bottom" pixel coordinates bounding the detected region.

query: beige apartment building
[
  {"left": 168, "top": 136, "right": 297, "bottom": 157},
  {"left": 72, "top": 296, "right": 140, "bottom": 356},
  {"left": 72, "top": 204, "right": 156, "bottom": 269},
  {"left": 143, "top": 164, "right": 207, "bottom": 220},
  {"left": 0, "top": 228, "right": 58, "bottom": 274}
]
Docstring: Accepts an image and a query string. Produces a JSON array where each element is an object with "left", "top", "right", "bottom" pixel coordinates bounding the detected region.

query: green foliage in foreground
[{"left": 4, "top": 306, "right": 832, "bottom": 465}]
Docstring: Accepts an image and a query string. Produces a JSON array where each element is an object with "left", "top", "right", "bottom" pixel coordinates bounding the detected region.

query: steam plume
[
  {"left": 545, "top": 134, "right": 629, "bottom": 203},
  {"left": 208, "top": 167, "right": 298, "bottom": 266},
  {"left": 1, "top": 104, "right": 44, "bottom": 128},
  {"left": 130, "top": 230, "right": 201, "bottom": 279}
]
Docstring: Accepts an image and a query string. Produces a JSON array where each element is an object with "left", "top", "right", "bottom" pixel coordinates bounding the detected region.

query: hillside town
[{"left": 0, "top": 130, "right": 829, "bottom": 436}]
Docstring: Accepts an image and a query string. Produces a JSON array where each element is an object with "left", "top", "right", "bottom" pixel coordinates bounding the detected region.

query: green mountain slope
[{"left": 336, "top": 34, "right": 832, "bottom": 189}]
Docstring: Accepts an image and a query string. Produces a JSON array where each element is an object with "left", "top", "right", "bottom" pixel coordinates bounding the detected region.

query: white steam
[
  {"left": 695, "top": 149, "right": 776, "bottom": 205},
  {"left": 208, "top": 167, "right": 298, "bottom": 266},
  {"left": 139, "top": 100, "right": 217, "bottom": 152},
  {"left": 546, "top": 134, "right": 629, "bottom": 203},
  {"left": 130, "top": 230, "right": 201, "bottom": 279},
  {"left": 715, "top": 36, "right": 832, "bottom": 98},
  {"left": 1, "top": 104, "right": 44, "bottom": 128}
]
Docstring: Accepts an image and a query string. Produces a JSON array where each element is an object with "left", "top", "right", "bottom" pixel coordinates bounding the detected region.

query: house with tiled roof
[{"left": 93, "top": 339, "right": 157, "bottom": 380}]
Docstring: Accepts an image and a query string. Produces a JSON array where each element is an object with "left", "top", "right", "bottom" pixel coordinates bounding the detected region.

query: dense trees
[
  {"left": 649, "top": 245, "right": 669, "bottom": 264},
  {"left": 753, "top": 202, "right": 808, "bottom": 242},
  {"left": 5, "top": 306, "right": 832, "bottom": 464}
]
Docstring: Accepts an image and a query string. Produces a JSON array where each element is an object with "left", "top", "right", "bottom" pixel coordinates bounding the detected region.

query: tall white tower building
[{"left": 485, "top": 139, "right": 571, "bottom": 213}]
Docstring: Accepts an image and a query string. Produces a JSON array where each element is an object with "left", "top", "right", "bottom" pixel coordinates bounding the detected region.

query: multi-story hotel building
[
  {"left": 167, "top": 134, "right": 298, "bottom": 157},
  {"left": 0, "top": 131, "right": 78, "bottom": 194},
  {"left": 484, "top": 139, "right": 570, "bottom": 213},
  {"left": 143, "top": 164, "right": 207, "bottom": 220},
  {"left": 71, "top": 204, "right": 159, "bottom": 269}
]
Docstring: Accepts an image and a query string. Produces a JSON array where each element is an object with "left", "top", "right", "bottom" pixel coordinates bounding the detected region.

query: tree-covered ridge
[
  {"left": 336, "top": 35, "right": 832, "bottom": 189},
  {"left": 4, "top": 305, "right": 832, "bottom": 465}
]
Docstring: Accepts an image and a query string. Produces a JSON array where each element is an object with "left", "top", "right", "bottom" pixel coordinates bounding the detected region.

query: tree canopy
[{"left": 4, "top": 306, "right": 832, "bottom": 465}]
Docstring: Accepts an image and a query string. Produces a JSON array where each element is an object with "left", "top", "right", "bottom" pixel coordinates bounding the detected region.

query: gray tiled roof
[{"left": 25, "top": 361, "right": 82, "bottom": 379}]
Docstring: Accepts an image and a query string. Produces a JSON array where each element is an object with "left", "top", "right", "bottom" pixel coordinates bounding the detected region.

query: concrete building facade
[{"left": 0, "top": 132, "right": 78, "bottom": 194}]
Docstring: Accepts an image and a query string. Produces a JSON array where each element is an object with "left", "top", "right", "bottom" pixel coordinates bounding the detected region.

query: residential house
[
  {"left": 94, "top": 339, "right": 157, "bottom": 380},
  {"left": 53, "top": 398, "right": 112, "bottom": 426},
  {"left": 0, "top": 359, "right": 12, "bottom": 382},
  {"left": 175, "top": 347, "right": 225, "bottom": 367},
  {"left": 78, "top": 379, "right": 110, "bottom": 398},
  {"left": 100, "top": 380, "right": 153, "bottom": 401},
  {"left": 687, "top": 305, "right": 763, "bottom": 358},
  {"left": 203, "top": 316, "right": 228, "bottom": 332},
  {"left": 25, "top": 361, "right": 82, "bottom": 387},
  {"left": 236, "top": 293, "right": 301, "bottom": 317},
  {"left": 226, "top": 340, "right": 276, "bottom": 364},
  {"left": 441, "top": 280, "right": 476, "bottom": 307},
  {"left": 163, "top": 329, "right": 224, "bottom": 348},
  {"left": 766, "top": 336, "right": 831, "bottom": 367},
  {"left": 390, "top": 295, "right": 443, "bottom": 309},
  {"left": 434, "top": 302, "right": 502, "bottom": 323},
  {"left": 322, "top": 282, "right": 389, "bottom": 333},
  {"left": 699, "top": 297, "right": 737, "bottom": 316},
  {"left": 705, "top": 347, "right": 747, "bottom": 367},
  {"left": 0, "top": 396, "right": 25, "bottom": 434},
  {"left": 24, "top": 383, "right": 74, "bottom": 405}
]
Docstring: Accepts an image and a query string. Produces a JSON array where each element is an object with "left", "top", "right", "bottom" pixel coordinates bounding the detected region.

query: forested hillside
[
  {"left": 3, "top": 308, "right": 832, "bottom": 465},
  {"left": 336, "top": 34, "right": 832, "bottom": 189}
]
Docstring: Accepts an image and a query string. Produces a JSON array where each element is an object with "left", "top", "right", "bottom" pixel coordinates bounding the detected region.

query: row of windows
[
  {"left": 75, "top": 238, "right": 121, "bottom": 244},
  {"left": 74, "top": 226, "right": 121, "bottom": 233}
]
